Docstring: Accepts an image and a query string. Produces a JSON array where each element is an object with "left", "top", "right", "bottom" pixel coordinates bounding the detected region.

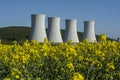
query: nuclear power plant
[
  {"left": 83, "top": 21, "right": 96, "bottom": 42},
  {"left": 29, "top": 14, "right": 97, "bottom": 43},
  {"left": 47, "top": 17, "right": 63, "bottom": 42},
  {"left": 64, "top": 19, "right": 79, "bottom": 43},
  {"left": 29, "top": 14, "right": 47, "bottom": 42}
]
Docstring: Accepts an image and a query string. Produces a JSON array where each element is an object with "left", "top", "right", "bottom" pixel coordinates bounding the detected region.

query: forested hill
[{"left": 0, "top": 26, "right": 114, "bottom": 44}]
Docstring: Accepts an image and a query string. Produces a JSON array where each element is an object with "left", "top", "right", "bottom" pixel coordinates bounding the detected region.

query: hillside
[
  {"left": 0, "top": 26, "right": 30, "bottom": 44},
  {"left": 0, "top": 26, "right": 114, "bottom": 44}
]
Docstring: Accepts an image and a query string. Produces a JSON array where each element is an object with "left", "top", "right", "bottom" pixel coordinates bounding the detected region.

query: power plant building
[
  {"left": 83, "top": 21, "right": 96, "bottom": 42},
  {"left": 29, "top": 14, "right": 47, "bottom": 42},
  {"left": 64, "top": 19, "right": 79, "bottom": 43},
  {"left": 47, "top": 17, "right": 63, "bottom": 42}
]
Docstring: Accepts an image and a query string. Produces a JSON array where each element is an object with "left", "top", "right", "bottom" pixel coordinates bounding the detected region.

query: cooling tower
[
  {"left": 64, "top": 19, "right": 79, "bottom": 43},
  {"left": 29, "top": 14, "right": 47, "bottom": 42},
  {"left": 47, "top": 17, "right": 63, "bottom": 42},
  {"left": 83, "top": 21, "right": 96, "bottom": 42}
]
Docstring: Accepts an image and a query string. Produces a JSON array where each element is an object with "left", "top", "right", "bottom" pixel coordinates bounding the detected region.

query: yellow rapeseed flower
[
  {"left": 3, "top": 78, "right": 11, "bottom": 80},
  {"left": 106, "top": 62, "right": 115, "bottom": 70},
  {"left": 15, "top": 75, "right": 20, "bottom": 79},
  {"left": 72, "top": 72, "right": 84, "bottom": 80},
  {"left": 66, "top": 62, "right": 74, "bottom": 69},
  {"left": 98, "top": 34, "right": 106, "bottom": 42}
]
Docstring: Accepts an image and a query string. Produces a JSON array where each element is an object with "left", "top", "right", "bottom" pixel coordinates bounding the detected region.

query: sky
[{"left": 0, "top": 0, "right": 120, "bottom": 39}]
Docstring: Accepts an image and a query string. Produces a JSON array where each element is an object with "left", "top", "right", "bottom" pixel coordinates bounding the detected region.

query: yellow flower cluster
[
  {"left": 0, "top": 38, "right": 120, "bottom": 80},
  {"left": 72, "top": 72, "right": 84, "bottom": 80},
  {"left": 98, "top": 34, "right": 107, "bottom": 42}
]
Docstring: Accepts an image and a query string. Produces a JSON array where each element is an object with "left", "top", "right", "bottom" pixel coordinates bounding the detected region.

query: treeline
[{"left": 0, "top": 26, "right": 114, "bottom": 44}]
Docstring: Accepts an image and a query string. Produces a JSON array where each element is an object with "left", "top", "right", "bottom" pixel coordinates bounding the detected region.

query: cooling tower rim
[
  {"left": 31, "top": 14, "right": 45, "bottom": 16},
  {"left": 65, "top": 19, "right": 77, "bottom": 21},
  {"left": 84, "top": 21, "right": 94, "bottom": 23},
  {"left": 48, "top": 17, "right": 60, "bottom": 19}
]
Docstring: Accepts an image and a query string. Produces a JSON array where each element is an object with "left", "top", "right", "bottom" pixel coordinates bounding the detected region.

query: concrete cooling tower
[
  {"left": 83, "top": 21, "right": 96, "bottom": 42},
  {"left": 29, "top": 14, "right": 47, "bottom": 42},
  {"left": 64, "top": 19, "right": 79, "bottom": 43},
  {"left": 47, "top": 17, "right": 63, "bottom": 42}
]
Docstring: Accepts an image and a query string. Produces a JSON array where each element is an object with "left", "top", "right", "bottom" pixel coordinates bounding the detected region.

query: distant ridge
[
  {"left": 0, "top": 26, "right": 30, "bottom": 44},
  {"left": 0, "top": 26, "right": 114, "bottom": 44}
]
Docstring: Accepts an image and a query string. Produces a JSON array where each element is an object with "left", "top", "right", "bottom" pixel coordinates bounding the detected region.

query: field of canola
[{"left": 0, "top": 35, "right": 120, "bottom": 80}]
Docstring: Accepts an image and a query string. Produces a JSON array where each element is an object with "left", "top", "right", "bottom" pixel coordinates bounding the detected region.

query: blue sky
[{"left": 0, "top": 0, "right": 120, "bottom": 39}]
